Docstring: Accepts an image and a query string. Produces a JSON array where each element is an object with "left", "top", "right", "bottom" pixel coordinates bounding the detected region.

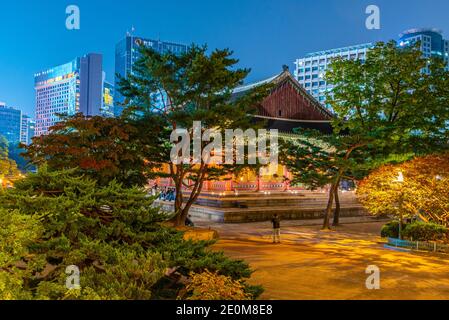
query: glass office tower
[
  {"left": 34, "top": 53, "right": 103, "bottom": 136},
  {"left": 102, "top": 80, "right": 115, "bottom": 118},
  {"left": 114, "top": 35, "right": 188, "bottom": 116},
  {"left": 399, "top": 28, "right": 449, "bottom": 72},
  {"left": 0, "top": 102, "right": 22, "bottom": 145},
  {"left": 20, "top": 114, "right": 35, "bottom": 145}
]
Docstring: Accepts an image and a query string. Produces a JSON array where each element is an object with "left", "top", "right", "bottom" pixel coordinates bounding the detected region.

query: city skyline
[
  {"left": 1, "top": 0, "right": 449, "bottom": 116},
  {"left": 1, "top": 1, "right": 449, "bottom": 305},
  {"left": 294, "top": 28, "right": 449, "bottom": 104}
]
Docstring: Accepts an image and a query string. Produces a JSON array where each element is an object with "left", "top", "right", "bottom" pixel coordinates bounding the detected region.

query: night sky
[{"left": 1, "top": 0, "right": 449, "bottom": 116}]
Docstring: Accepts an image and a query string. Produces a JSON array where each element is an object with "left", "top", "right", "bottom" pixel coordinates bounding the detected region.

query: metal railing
[{"left": 387, "top": 238, "right": 449, "bottom": 254}]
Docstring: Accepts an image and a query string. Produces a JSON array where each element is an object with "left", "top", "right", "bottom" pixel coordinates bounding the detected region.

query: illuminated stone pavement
[{"left": 196, "top": 218, "right": 449, "bottom": 300}]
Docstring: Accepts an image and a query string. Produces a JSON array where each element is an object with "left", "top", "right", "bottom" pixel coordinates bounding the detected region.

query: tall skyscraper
[
  {"left": 0, "top": 102, "right": 22, "bottom": 145},
  {"left": 294, "top": 28, "right": 449, "bottom": 105},
  {"left": 79, "top": 53, "right": 103, "bottom": 116},
  {"left": 20, "top": 115, "right": 35, "bottom": 145},
  {"left": 399, "top": 28, "right": 449, "bottom": 72},
  {"left": 34, "top": 53, "right": 104, "bottom": 136},
  {"left": 114, "top": 35, "right": 188, "bottom": 116}
]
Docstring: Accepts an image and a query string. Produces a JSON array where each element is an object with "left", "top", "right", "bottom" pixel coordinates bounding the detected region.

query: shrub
[
  {"left": 182, "top": 270, "right": 251, "bottom": 300},
  {"left": 0, "top": 208, "right": 43, "bottom": 300},
  {"left": 402, "top": 222, "right": 448, "bottom": 241},
  {"left": 381, "top": 221, "right": 401, "bottom": 239},
  {"left": 0, "top": 167, "right": 261, "bottom": 300}
]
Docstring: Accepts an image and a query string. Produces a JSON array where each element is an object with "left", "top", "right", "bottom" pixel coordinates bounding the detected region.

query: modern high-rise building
[
  {"left": 294, "top": 43, "right": 372, "bottom": 104},
  {"left": 34, "top": 53, "right": 104, "bottom": 136},
  {"left": 114, "top": 35, "right": 188, "bottom": 116},
  {"left": 399, "top": 28, "right": 449, "bottom": 72},
  {"left": 294, "top": 28, "right": 449, "bottom": 105},
  {"left": 102, "top": 80, "right": 115, "bottom": 118},
  {"left": 0, "top": 102, "right": 22, "bottom": 145},
  {"left": 20, "top": 114, "right": 35, "bottom": 145}
]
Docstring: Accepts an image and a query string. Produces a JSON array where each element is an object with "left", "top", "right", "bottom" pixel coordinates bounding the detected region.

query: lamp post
[{"left": 394, "top": 171, "right": 405, "bottom": 240}]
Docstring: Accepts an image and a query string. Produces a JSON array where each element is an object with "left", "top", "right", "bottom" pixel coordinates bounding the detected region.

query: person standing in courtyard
[{"left": 271, "top": 214, "right": 281, "bottom": 244}]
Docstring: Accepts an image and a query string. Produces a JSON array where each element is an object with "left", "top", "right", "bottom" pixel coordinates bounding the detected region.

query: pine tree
[
  {"left": 0, "top": 167, "right": 260, "bottom": 299},
  {"left": 118, "top": 45, "right": 272, "bottom": 226}
]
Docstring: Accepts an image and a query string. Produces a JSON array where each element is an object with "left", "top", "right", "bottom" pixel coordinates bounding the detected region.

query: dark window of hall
[{"left": 278, "top": 110, "right": 282, "bottom": 117}]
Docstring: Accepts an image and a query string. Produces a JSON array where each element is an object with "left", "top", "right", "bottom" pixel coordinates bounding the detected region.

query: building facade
[
  {"left": 294, "top": 28, "right": 449, "bottom": 105},
  {"left": 34, "top": 53, "right": 103, "bottom": 136},
  {"left": 20, "top": 114, "right": 35, "bottom": 145},
  {"left": 102, "top": 80, "right": 115, "bottom": 118},
  {"left": 114, "top": 35, "right": 188, "bottom": 116},
  {"left": 294, "top": 43, "right": 372, "bottom": 105},
  {"left": 0, "top": 102, "right": 22, "bottom": 145},
  {"left": 399, "top": 28, "right": 449, "bottom": 72}
]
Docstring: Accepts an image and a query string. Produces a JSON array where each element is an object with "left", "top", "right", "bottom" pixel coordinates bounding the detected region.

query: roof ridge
[
  {"left": 276, "top": 71, "right": 335, "bottom": 119},
  {"left": 233, "top": 73, "right": 282, "bottom": 94}
]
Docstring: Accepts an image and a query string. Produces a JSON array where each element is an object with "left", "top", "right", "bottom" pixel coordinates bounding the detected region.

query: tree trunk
[
  {"left": 175, "top": 180, "right": 205, "bottom": 226},
  {"left": 172, "top": 166, "right": 207, "bottom": 227},
  {"left": 323, "top": 184, "right": 336, "bottom": 230},
  {"left": 174, "top": 189, "right": 183, "bottom": 214},
  {"left": 332, "top": 182, "right": 341, "bottom": 226},
  {"left": 174, "top": 177, "right": 183, "bottom": 216},
  {"left": 175, "top": 207, "right": 188, "bottom": 226}
]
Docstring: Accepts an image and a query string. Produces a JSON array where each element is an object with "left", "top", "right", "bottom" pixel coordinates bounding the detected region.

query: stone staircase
[{"left": 155, "top": 190, "right": 368, "bottom": 223}]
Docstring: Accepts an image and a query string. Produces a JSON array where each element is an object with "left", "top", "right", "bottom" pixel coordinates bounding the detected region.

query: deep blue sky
[{"left": 1, "top": 0, "right": 449, "bottom": 116}]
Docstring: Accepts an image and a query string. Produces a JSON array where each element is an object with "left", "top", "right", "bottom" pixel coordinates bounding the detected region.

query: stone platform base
[{"left": 155, "top": 191, "right": 368, "bottom": 223}]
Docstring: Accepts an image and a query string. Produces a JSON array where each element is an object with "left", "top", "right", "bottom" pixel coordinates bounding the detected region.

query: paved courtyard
[{"left": 196, "top": 218, "right": 449, "bottom": 300}]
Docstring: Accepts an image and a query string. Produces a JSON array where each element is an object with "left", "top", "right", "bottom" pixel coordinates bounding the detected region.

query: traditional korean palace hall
[{"left": 156, "top": 68, "right": 365, "bottom": 222}]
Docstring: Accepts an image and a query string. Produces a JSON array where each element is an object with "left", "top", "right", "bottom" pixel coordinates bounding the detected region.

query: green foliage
[
  {"left": 23, "top": 114, "right": 150, "bottom": 187},
  {"left": 0, "top": 167, "right": 259, "bottom": 299},
  {"left": 34, "top": 245, "right": 166, "bottom": 300},
  {"left": 9, "top": 142, "right": 33, "bottom": 172},
  {"left": 327, "top": 41, "right": 449, "bottom": 150},
  {"left": 381, "top": 221, "right": 448, "bottom": 242},
  {"left": 0, "top": 135, "right": 20, "bottom": 179},
  {"left": 0, "top": 208, "right": 43, "bottom": 300},
  {"left": 282, "top": 41, "right": 449, "bottom": 229},
  {"left": 381, "top": 221, "right": 401, "bottom": 239},
  {"left": 402, "top": 222, "right": 448, "bottom": 242}
]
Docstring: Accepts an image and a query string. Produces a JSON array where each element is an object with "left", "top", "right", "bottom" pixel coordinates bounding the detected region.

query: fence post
[
  {"left": 434, "top": 242, "right": 437, "bottom": 252},
  {"left": 416, "top": 241, "right": 419, "bottom": 251}
]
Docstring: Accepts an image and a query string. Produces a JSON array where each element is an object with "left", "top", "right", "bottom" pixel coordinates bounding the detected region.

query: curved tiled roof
[{"left": 232, "top": 69, "right": 334, "bottom": 120}]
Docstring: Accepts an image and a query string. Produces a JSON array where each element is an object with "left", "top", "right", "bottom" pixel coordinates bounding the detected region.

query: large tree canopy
[
  {"left": 282, "top": 41, "right": 449, "bottom": 230},
  {"left": 118, "top": 45, "right": 272, "bottom": 226},
  {"left": 357, "top": 153, "right": 449, "bottom": 226},
  {"left": 0, "top": 167, "right": 261, "bottom": 300},
  {"left": 23, "top": 114, "right": 153, "bottom": 188}
]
